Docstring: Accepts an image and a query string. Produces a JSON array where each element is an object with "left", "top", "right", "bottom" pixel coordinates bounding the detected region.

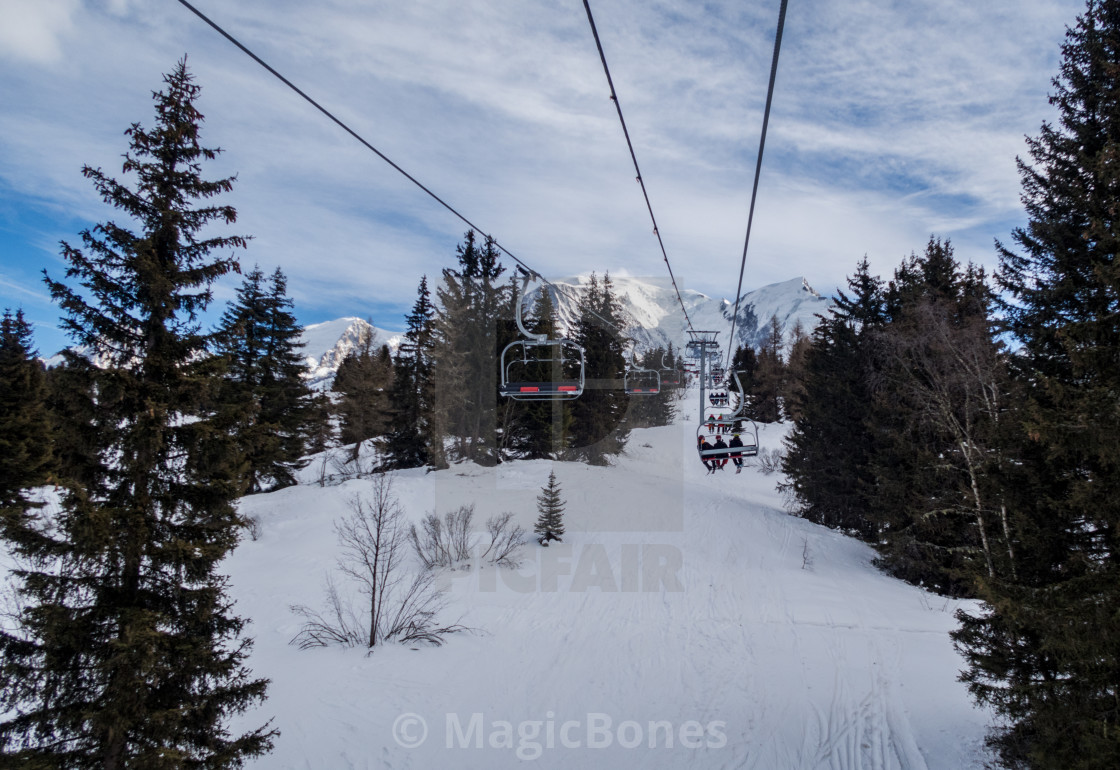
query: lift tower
[{"left": 685, "top": 330, "right": 720, "bottom": 424}]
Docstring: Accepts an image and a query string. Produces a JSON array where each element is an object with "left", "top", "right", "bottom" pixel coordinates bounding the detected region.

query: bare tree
[{"left": 291, "top": 474, "right": 463, "bottom": 649}]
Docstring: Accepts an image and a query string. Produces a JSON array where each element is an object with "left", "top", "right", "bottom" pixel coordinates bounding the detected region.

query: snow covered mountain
[
  {"left": 537, "top": 274, "right": 833, "bottom": 356},
  {"left": 299, "top": 277, "right": 833, "bottom": 386},
  {"left": 299, "top": 318, "right": 403, "bottom": 389}
]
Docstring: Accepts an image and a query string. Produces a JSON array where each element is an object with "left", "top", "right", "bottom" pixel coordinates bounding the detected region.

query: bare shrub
[
  {"left": 243, "top": 514, "right": 263, "bottom": 542},
  {"left": 754, "top": 447, "right": 784, "bottom": 475},
  {"left": 410, "top": 506, "right": 524, "bottom": 569},
  {"left": 409, "top": 505, "right": 474, "bottom": 569},
  {"left": 290, "top": 474, "right": 462, "bottom": 650},
  {"left": 479, "top": 512, "right": 525, "bottom": 568}
]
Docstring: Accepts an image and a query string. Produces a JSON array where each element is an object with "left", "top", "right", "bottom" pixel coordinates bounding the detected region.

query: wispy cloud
[{"left": 0, "top": 0, "right": 1087, "bottom": 356}]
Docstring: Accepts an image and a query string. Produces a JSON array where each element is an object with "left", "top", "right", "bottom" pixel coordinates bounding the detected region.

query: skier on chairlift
[
  {"left": 698, "top": 435, "right": 716, "bottom": 474},
  {"left": 712, "top": 434, "right": 729, "bottom": 470},
  {"left": 729, "top": 433, "right": 745, "bottom": 474}
]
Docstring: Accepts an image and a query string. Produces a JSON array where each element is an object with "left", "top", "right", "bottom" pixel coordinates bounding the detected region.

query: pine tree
[
  {"left": 0, "top": 60, "right": 274, "bottom": 766},
  {"left": 780, "top": 257, "right": 884, "bottom": 540},
  {"left": 432, "top": 232, "right": 508, "bottom": 465},
  {"left": 746, "top": 314, "right": 784, "bottom": 423},
  {"left": 216, "top": 266, "right": 316, "bottom": 492},
  {"left": 0, "top": 309, "right": 53, "bottom": 507},
  {"left": 866, "top": 240, "right": 1010, "bottom": 595},
  {"left": 384, "top": 276, "right": 438, "bottom": 469},
  {"left": 534, "top": 469, "right": 566, "bottom": 545},
  {"left": 953, "top": 3, "right": 1120, "bottom": 765},
  {"left": 566, "top": 273, "right": 629, "bottom": 464},
  {"left": 333, "top": 329, "right": 394, "bottom": 460}
]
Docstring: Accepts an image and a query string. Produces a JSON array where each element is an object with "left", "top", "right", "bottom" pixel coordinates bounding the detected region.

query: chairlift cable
[
  {"left": 581, "top": 0, "right": 696, "bottom": 335},
  {"left": 172, "top": 0, "right": 625, "bottom": 336},
  {"left": 724, "top": 0, "right": 789, "bottom": 371}
]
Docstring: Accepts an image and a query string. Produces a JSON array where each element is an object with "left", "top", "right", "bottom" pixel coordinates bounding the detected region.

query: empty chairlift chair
[
  {"left": 499, "top": 271, "right": 586, "bottom": 400},
  {"left": 624, "top": 347, "right": 660, "bottom": 395},
  {"left": 659, "top": 352, "right": 681, "bottom": 387}
]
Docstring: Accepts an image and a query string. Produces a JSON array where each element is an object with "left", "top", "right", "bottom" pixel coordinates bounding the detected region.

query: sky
[{"left": 0, "top": 0, "right": 1085, "bottom": 355}]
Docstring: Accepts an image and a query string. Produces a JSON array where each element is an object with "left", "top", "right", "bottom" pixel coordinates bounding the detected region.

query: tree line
[{"left": 777, "top": 2, "right": 1120, "bottom": 764}]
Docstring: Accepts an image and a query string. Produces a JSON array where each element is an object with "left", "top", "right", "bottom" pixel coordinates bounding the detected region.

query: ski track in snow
[{"left": 202, "top": 389, "right": 989, "bottom": 768}]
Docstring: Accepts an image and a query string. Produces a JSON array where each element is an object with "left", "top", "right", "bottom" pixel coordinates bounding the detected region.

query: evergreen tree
[
  {"left": 866, "top": 240, "right": 1010, "bottom": 595},
  {"left": 384, "top": 276, "right": 438, "bottom": 469},
  {"left": 745, "top": 314, "right": 784, "bottom": 423},
  {"left": 0, "top": 60, "right": 274, "bottom": 766},
  {"left": 954, "top": 3, "right": 1120, "bottom": 765},
  {"left": 216, "top": 265, "right": 316, "bottom": 492},
  {"left": 780, "top": 257, "right": 885, "bottom": 540},
  {"left": 0, "top": 309, "right": 53, "bottom": 506},
  {"left": 432, "top": 232, "right": 508, "bottom": 465},
  {"left": 333, "top": 329, "right": 394, "bottom": 459},
  {"left": 781, "top": 320, "right": 811, "bottom": 423},
  {"left": 534, "top": 469, "right": 566, "bottom": 545},
  {"left": 566, "top": 273, "right": 629, "bottom": 464}
]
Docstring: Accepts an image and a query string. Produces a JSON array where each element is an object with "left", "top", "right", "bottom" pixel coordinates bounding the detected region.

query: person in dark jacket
[
  {"left": 698, "top": 435, "right": 716, "bottom": 474},
  {"left": 729, "top": 433, "right": 745, "bottom": 473},
  {"left": 712, "top": 435, "right": 729, "bottom": 470}
]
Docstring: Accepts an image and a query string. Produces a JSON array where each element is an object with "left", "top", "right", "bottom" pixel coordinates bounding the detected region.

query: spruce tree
[
  {"left": 534, "top": 469, "right": 566, "bottom": 545},
  {"left": 780, "top": 257, "right": 884, "bottom": 540},
  {"left": 216, "top": 265, "right": 315, "bottom": 492},
  {"left": 567, "top": 273, "right": 629, "bottom": 464},
  {"left": 384, "top": 276, "right": 438, "bottom": 469},
  {"left": 954, "top": 2, "right": 1120, "bottom": 765},
  {"left": 0, "top": 309, "right": 53, "bottom": 507},
  {"left": 745, "top": 314, "right": 784, "bottom": 423},
  {"left": 333, "top": 330, "right": 394, "bottom": 459},
  {"left": 866, "top": 240, "right": 1009, "bottom": 595},
  {"left": 432, "top": 232, "right": 508, "bottom": 465},
  {"left": 0, "top": 60, "right": 274, "bottom": 766}
]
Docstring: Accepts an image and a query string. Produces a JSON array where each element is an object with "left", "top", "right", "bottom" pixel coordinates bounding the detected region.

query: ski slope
[{"left": 226, "top": 394, "right": 991, "bottom": 769}]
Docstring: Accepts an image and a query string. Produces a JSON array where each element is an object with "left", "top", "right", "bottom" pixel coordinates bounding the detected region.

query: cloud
[
  {"left": 0, "top": 0, "right": 80, "bottom": 64},
  {"left": 0, "top": 0, "right": 1089, "bottom": 354}
]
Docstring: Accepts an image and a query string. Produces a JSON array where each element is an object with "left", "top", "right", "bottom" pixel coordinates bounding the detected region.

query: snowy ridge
[
  {"left": 534, "top": 274, "right": 833, "bottom": 357},
  {"left": 299, "top": 318, "right": 403, "bottom": 389}
]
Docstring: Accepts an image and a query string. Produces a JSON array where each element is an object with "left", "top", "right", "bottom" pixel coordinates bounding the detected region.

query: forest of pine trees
[{"left": 776, "top": 1, "right": 1120, "bottom": 754}]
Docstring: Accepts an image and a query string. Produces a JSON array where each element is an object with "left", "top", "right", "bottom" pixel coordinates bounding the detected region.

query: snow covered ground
[{"left": 226, "top": 392, "right": 992, "bottom": 769}]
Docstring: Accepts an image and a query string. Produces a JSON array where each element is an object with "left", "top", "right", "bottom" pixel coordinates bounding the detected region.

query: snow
[
  {"left": 537, "top": 274, "right": 833, "bottom": 360},
  {"left": 293, "top": 275, "right": 833, "bottom": 390},
  {"left": 299, "top": 318, "right": 404, "bottom": 389},
  {"left": 223, "top": 388, "right": 991, "bottom": 769}
]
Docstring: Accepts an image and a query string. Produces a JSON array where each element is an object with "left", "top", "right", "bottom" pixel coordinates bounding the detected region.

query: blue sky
[{"left": 0, "top": 0, "right": 1084, "bottom": 355}]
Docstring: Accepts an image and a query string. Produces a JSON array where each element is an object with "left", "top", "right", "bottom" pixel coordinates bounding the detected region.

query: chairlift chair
[
  {"left": 695, "top": 370, "right": 759, "bottom": 470},
  {"left": 659, "top": 352, "right": 681, "bottom": 387},
  {"left": 624, "top": 347, "right": 660, "bottom": 395},
  {"left": 499, "top": 271, "right": 586, "bottom": 400}
]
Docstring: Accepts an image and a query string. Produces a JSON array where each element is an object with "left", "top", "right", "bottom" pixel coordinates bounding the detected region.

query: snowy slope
[{"left": 224, "top": 391, "right": 991, "bottom": 769}]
